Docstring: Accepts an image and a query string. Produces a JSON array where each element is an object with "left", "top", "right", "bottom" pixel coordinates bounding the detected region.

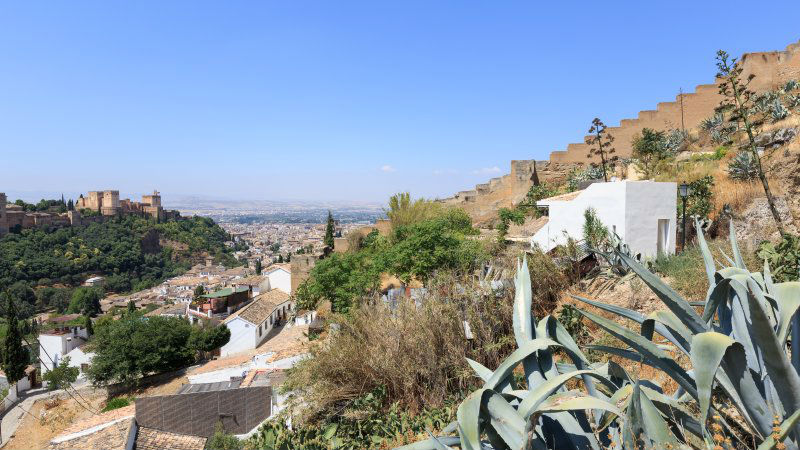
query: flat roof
[
  {"left": 201, "top": 285, "right": 250, "bottom": 299},
  {"left": 176, "top": 379, "right": 242, "bottom": 394}
]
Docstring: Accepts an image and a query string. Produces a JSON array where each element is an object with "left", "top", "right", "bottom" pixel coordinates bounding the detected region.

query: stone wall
[
  {"left": 290, "top": 253, "right": 322, "bottom": 293},
  {"left": 0, "top": 193, "right": 7, "bottom": 237},
  {"left": 549, "top": 41, "right": 800, "bottom": 163},
  {"left": 443, "top": 40, "right": 800, "bottom": 225}
]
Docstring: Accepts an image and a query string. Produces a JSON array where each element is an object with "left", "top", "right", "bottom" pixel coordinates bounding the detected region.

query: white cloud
[
  {"left": 471, "top": 166, "right": 502, "bottom": 175},
  {"left": 380, "top": 165, "right": 396, "bottom": 173}
]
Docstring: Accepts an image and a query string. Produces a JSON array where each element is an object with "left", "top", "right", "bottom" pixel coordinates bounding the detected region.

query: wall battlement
[{"left": 443, "top": 40, "right": 800, "bottom": 225}]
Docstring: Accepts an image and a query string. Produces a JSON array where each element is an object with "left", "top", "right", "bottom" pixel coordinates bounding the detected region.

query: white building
[
  {"left": 220, "top": 289, "right": 293, "bottom": 357},
  {"left": 39, "top": 315, "right": 90, "bottom": 375},
  {"left": 531, "top": 181, "right": 677, "bottom": 259},
  {"left": 263, "top": 265, "right": 292, "bottom": 294},
  {"left": 63, "top": 346, "right": 95, "bottom": 380}
]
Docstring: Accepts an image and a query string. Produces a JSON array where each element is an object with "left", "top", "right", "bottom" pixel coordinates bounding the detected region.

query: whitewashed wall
[
  {"left": 221, "top": 317, "right": 257, "bottom": 357},
  {"left": 531, "top": 181, "right": 676, "bottom": 258}
]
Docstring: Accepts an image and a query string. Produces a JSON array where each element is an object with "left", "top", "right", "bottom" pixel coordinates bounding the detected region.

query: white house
[
  {"left": 219, "top": 289, "right": 293, "bottom": 357},
  {"left": 63, "top": 346, "right": 95, "bottom": 380},
  {"left": 263, "top": 265, "right": 292, "bottom": 294},
  {"left": 531, "top": 181, "right": 677, "bottom": 259},
  {"left": 39, "top": 315, "right": 89, "bottom": 375}
]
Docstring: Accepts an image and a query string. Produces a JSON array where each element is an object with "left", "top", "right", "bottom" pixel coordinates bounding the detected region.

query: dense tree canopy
[
  {"left": 88, "top": 315, "right": 196, "bottom": 385},
  {"left": 296, "top": 203, "right": 484, "bottom": 313},
  {"left": 0, "top": 215, "right": 239, "bottom": 317}
]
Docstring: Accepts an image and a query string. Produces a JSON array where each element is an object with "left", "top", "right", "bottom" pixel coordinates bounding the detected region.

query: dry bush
[
  {"left": 711, "top": 177, "right": 765, "bottom": 216},
  {"left": 285, "top": 274, "right": 515, "bottom": 419}
]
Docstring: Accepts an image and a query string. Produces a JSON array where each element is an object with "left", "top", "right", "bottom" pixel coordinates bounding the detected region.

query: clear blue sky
[{"left": 2, "top": 2, "right": 799, "bottom": 203}]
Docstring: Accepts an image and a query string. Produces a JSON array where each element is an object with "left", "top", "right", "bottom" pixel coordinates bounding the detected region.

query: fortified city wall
[{"left": 442, "top": 40, "right": 800, "bottom": 225}]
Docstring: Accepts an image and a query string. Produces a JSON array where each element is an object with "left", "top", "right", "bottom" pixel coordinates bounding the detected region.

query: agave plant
[
  {"left": 700, "top": 113, "right": 725, "bottom": 131},
  {"left": 783, "top": 80, "right": 799, "bottom": 93},
  {"left": 727, "top": 151, "right": 759, "bottom": 181},
  {"left": 770, "top": 99, "right": 790, "bottom": 122},
  {"left": 574, "top": 220, "right": 800, "bottom": 449},
  {"left": 398, "top": 258, "right": 701, "bottom": 450}
]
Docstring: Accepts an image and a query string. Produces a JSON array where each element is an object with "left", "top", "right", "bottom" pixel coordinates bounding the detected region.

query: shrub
[
  {"left": 102, "top": 396, "right": 131, "bottom": 412},
  {"left": 582, "top": 207, "right": 608, "bottom": 249},
  {"left": 758, "top": 233, "right": 800, "bottom": 282},
  {"left": 728, "top": 151, "right": 759, "bottom": 180},
  {"left": 249, "top": 387, "right": 455, "bottom": 449},
  {"left": 285, "top": 273, "right": 515, "bottom": 419},
  {"left": 206, "top": 423, "right": 241, "bottom": 450}
]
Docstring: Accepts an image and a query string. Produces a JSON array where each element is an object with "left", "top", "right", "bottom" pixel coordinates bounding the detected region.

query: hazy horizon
[{"left": 3, "top": 2, "right": 799, "bottom": 202}]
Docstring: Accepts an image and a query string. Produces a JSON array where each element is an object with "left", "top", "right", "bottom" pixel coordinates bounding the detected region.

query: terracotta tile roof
[
  {"left": 49, "top": 417, "right": 134, "bottom": 450},
  {"left": 58, "top": 405, "right": 136, "bottom": 436},
  {"left": 229, "top": 289, "right": 290, "bottom": 325},
  {"left": 136, "top": 427, "right": 207, "bottom": 450}
]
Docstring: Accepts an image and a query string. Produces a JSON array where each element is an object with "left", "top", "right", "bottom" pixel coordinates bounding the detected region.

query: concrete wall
[
  {"left": 624, "top": 181, "right": 677, "bottom": 258},
  {"left": 265, "top": 268, "right": 291, "bottom": 295},
  {"left": 221, "top": 317, "right": 257, "bottom": 357},
  {"left": 531, "top": 181, "right": 676, "bottom": 258}
]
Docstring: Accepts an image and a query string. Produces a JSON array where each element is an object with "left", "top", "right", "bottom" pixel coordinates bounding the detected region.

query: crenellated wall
[
  {"left": 550, "top": 40, "right": 800, "bottom": 163},
  {"left": 443, "top": 40, "right": 800, "bottom": 225}
]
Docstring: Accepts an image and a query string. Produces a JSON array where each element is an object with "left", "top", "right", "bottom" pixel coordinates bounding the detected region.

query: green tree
[
  {"left": 84, "top": 313, "right": 94, "bottom": 336},
  {"left": 42, "top": 356, "right": 79, "bottom": 390},
  {"left": 716, "top": 50, "right": 784, "bottom": 235},
  {"left": 295, "top": 252, "right": 380, "bottom": 313},
  {"left": 67, "top": 287, "right": 102, "bottom": 317},
  {"left": 277, "top": 254, "right": 284, "bottom": 263},
  {"left": 324, "top": 211, "right": 335, "bottom": 249},
  {"left": 585, "top": 118, "right": 617, "bottom": 182},
  {"left": 2, "top": 293, "right": 29, "bottom": 394},
  {"left": 188, "top": 323, "right": 231, "bottom": 354},
  {"left": 194, "top": 285, "right": 206, "bottom": 299},
  {"left": 88, "top": 315, "right": 195, "bottom": 385},
  {"left": 127, "top": 299, "right": 136, "bottom": 315},
  {"left": 496, "top": 207, "right": 525, "bottom": 244},
  {"left": 254, "top": 259, "right": 262, "bottom": 275},
  {"left": 631, "top": 128, "right": 669, "bottom": 178}
]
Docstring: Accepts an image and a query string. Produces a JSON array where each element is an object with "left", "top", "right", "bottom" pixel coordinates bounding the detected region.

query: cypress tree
[
  {"left": 324, "top": 211, "right": 335, "bottom": 249},
  {"left": 84, "top": 314, "right": 94, "bottom": 336},
  {"left": 2, "top": 293, "right": 29, "bottom": 394}
]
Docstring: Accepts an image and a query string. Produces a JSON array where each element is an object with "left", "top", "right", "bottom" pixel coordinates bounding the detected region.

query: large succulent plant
[
  {"left": 397, "top": 258, "right": 699, "bottom": 450},
  {"left": 575, "top": 220, "right": 800, "bottom": 450},
  {"left": 727, "top": 151, "right": 759, "bottom": 181}
]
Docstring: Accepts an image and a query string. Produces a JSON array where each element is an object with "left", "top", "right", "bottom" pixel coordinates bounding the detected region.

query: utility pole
[{"left": 679, "top": 88, "right": 685, "bottom": 133}]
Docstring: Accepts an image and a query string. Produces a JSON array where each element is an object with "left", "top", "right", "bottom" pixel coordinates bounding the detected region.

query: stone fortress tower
[{"left": 0, "top": 192, "right": 8, "bottom": 237}]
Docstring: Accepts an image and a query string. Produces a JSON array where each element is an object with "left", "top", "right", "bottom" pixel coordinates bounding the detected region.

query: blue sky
[{"left": 2, "top": 1, "right": 799, "bottom": 204}]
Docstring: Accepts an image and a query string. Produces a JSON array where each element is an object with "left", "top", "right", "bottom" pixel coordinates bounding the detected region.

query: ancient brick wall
[{"left": 549, "top": 41, "right": 800, "bottom": 163}]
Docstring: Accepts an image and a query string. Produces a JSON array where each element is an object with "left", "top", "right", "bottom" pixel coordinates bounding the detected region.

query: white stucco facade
[
  {"left": 219, "top": 298, "right": 293, "bottom": 357},
  {"left": 264, "top": 267, "right": 291, "bottom": 294},
  {"left": 531, "top": 181, "right": 677, "bottom": 259},
  {"left": 39, "top": 327, "right": 89, "bottom": 374}
]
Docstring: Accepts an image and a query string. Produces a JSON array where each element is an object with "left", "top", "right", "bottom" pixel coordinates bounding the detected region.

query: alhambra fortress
[
  {"left": 0, "top": 190, "right": 180, "bottom": 237},
  {"left": 442, "top": 40, "right": 800, "bottom": 225}
]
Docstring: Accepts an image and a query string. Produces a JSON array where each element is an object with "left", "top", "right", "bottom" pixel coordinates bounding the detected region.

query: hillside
[
  {"left": 444, "top": 40, "right": 800, "bottom": 229},
  {"left": 0, "top": 215, "right": 241, "bottom": 301}
]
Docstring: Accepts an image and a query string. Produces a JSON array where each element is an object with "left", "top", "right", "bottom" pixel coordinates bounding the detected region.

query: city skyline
[{"left": 2, "top": 1, "right": 800, "bottom": 202}]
